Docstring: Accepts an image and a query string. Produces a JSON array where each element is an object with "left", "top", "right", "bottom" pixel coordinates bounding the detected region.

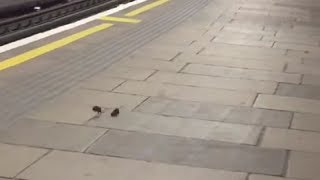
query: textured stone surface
[
  {"left": 276, "top": 83, "right": 320, "bottom": 100},
  {"left": 79, "top": 77, "right": 125, "bottom": 91},
  {"left": 19, "top": 150, "right": 247, "bottom": 180},
  {"left": 0, "top": 119, "right": 107, "bottom": 152},
  {"left": 183, "top": 64, "right": 301, "bottom": 83},
  {"left": 0, "top": 143, "right": 47, "bottom": 178},
  {"left": 115, "top": 58, "right": 186, "bottom": 72},
  {"left": 99, "top": 66, "right": 155, "bottom": 80},
  {"left": 114, "top": 81, "right": 256, "bottom": 106},
  {"left": 56, "top": 89, "right": 147, "bottom": 110},
  {"left": 249, "top": 174, "right": 297, "bottom": 180},
  {"left": 292, "top": 113, "right": 320, "bottom": 132},
  {"left": 88, "top": 109, "right": 261, "bottom": 144},
  {"left": 254, "top": 94, "right": 320, "bottom": 114},
  {"left": 261, "top": 127, "right": 320, "bottom": 153},
  {"left": 147, "top": 71, "right": 277, "bottom": 93},
  {"left": 27, "top": 100, "right": 96, "bottom": 124},
  {"left": 303, "top": 74, "right": 320, "bottom": 86},
  {"left": 175, "top": 54, "right": 285, "bottom": 71},
  {"left": 88, "top": 130, "right": 287, "bottom": 175},
  {"left": 136, "top": 97, "right": 292, "bottom": 128},
  {"left": 287, "top": 151, "right": 320, "bottom": 180}
]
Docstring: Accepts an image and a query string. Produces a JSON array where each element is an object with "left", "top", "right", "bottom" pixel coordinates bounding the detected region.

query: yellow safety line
[
  {"left": 125, "top": 0, "right": 170, "bottom": 17},
  {"left": 100, "top": 16, "right": 141, "bottom": 23},
  {"left": 0, "top": 23, "right": 113, "bottom": 71}
]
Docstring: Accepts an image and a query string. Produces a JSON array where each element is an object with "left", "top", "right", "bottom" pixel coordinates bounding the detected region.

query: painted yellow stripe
[
  {"left": 0, "top": 23, "right": 113, "bottom": 71},
  {"left": 125, "top": 0, "right": 170, "bottom": 17},
  {"left": 100, "top": 16, "right": 141, "bottom": 23}
]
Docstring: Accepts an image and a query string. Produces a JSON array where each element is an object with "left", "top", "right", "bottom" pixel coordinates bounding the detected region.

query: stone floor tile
[
  {"left": 114, "top": 81, "right": 256, "bottom": 106},
  {"left": 261, "top": 127, "right": 320, "bottom": 153},
  {"left": 0, "top": 119, "right": 107, "bottom": 152},
  {"left": 26, "top": 100, "right": 96, "bottom": 124},
  {"left": 99, "top": 66, "right": 155, "bottom": 80},
  {"left": 88, "top": 130, "right": 286, "bottom": 175},
  {"left": 18, "top": 150, "right": 247, "bottom": 180},
  {"left": 254, "top": 94, "right": 320, "bottom": 114},
  {"left": 276, "top": 83, "right": 320, "bottom": 100},
  {"left": 302, "top": 74, "right": 320, "bottom": 86},
  {"left": 130, "top": 46, "right": 181, "bottom": 61},
  {"left": 79, "top": 77, "right": 125, "bottom": 91},
  {"left": 57, "top": 89, "right": 147, "bottom": 110},
  {"left": 175, "top": 54, "right": 285, "bottom": 71},
  {"left": 114, "top": 58, "right": 186, "bottom": 72},
  {"left": 183, "top": 64, "right": 301, "bottom": 83},
  {"left": 201, "top": 43, "right": 286, "bottom": 59},
  {"left": 0, "top": 143, "right": 47, "bottom": 178},
  {"left": 136, "top": 97, "right": 292, "bottom": 128},
  {"left": 287, "top": 49, "right": 320, "bottom": 59},
  {"left": 88, "top": 109, "right": 261, "bottom": 145},
  {"left": 287, "top": 151, "right": 320, "bottom": 180},
  {"left": 249, "top": 174, "right": 297, "bottom": 180},
  {"left": 147, "top": 71, "right": 277, "bottom": 93},
  {"left": 216, "top": 31, "right": 263, "bottom": 40},
  {"left": 222, "top": 26, "right": 275, "bottom": 36},
  {"left": 291, "top": 113, "right": 320, "bottom": 132},
  {"left": 287, "top": 63, "right": 320, "bottom": 75},
  {"left": 263, "top": 35, "right": 319, "bottom": 46},
  {"left": 213, "top": 38, "right": 273, "bottom": 47}
]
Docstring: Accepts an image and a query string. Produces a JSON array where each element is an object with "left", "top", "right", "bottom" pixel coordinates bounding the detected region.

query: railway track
[{"left": 0, "top": 0, "right": 132, "bottom": 46}]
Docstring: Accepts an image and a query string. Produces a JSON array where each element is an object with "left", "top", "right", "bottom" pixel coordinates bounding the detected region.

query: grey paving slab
[
  {"left": 88, "top": 130, "right": 287, "bottom": 175},
  {"left": 286, "top": 63, "right": 320, "bottom": 75},
  {"left": 79, "top": 77, "right": 125, "bottom": 92},
  {"left": 263, "top": 35, "right": 319, "bottom": 46},
  {"left": 261, "top": 127, "right": 320, "bottom": 153},
  {"left": 0, "top": 119, "right": 107, "bottom": 152},
  {"left": 254, "top": 94, "right": 320, "bottom": 114},
  {"left": 147, "top": 71, "right": 277, "bottom": 93},
  {"left": 287, "top": 151, "right": 320, "bottom": 180},
  {"left": 0, "top": 143, "right": 48, "bottom": 178},
  {"left": 302, "top": 74, "right": 320, "bottom": 86},
  {"left": 213, "top": 38, "right": 273, "bottom": 47},
  {"left": 114, "top": 81, "right": 257, "bottom": 106},
  {"left": 19, "top": 150, "right": 247, "bottom": 180},
  {"left": 182, "top": 64, "right": 301, "bottom": 84},
  {"left": 26, "top": 99, "right": 96, "bottom": 125},
  {"left": 292, "top": 113, "right": 320, "bottom": 132},
  {"left": 175, "top": 54, "right": 286, "bottom": 71},
  {"left": 98, "top": 66, "right": 155, "bottom": 80},
  {"left": 114, "top": 58, "right": 186, "bottom": 72},
  {"left": 54, "top": 89, "right": 147, "bottom": 110},
  {"left": 276, "top": 83, "right": 320, "bottom": 100},
  {"left": 88, "top": 108, "right": 261, "bottom": 145},
  {"left": 201, "top": 42, "right": 287, "bottom": 60},
  {"left": 136, "top": 97, "right": 292, "bottom": 128},
  {"left": 249, "top": 174, "right": 296, "bottom": 180}
]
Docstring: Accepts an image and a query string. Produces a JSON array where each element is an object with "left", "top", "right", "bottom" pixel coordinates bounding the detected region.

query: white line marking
[{"left": 0, "top": 0, "right": 148, "bottom": 54}]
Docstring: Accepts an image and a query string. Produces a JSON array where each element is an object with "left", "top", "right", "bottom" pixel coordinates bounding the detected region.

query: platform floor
[{"left": 1, "top": 0, "right": 320, "bottom": 179}]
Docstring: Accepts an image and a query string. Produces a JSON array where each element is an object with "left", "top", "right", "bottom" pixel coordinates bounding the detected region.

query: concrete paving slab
[
  {"left": 136, "top": 97, "right": 292, "bottom": 128},
  {"left": 0, "top": 119, "right": 106, "bottom": 152},
  {"left": 0, "top": 143, "right": 47, "bottom": 178},
  {"left": 88, "top": 130, "right": 287, "bottom": 175},
  {"left": 18, "top": 150, "right": 247, "bottom": 180},
  {"left": 88, "top": 108, "right": 261, "bottom": 145},
  {"left": 114, "top": 81, "right": 257, "bottom": 106}
]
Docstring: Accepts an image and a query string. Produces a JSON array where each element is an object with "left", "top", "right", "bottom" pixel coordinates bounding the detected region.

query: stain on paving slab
[
  {"left": 136, "top": 97, "right": 292, "bottom": 128},
  {"left": 87, "top": 130, "right": 287, "bottom": 175}
]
